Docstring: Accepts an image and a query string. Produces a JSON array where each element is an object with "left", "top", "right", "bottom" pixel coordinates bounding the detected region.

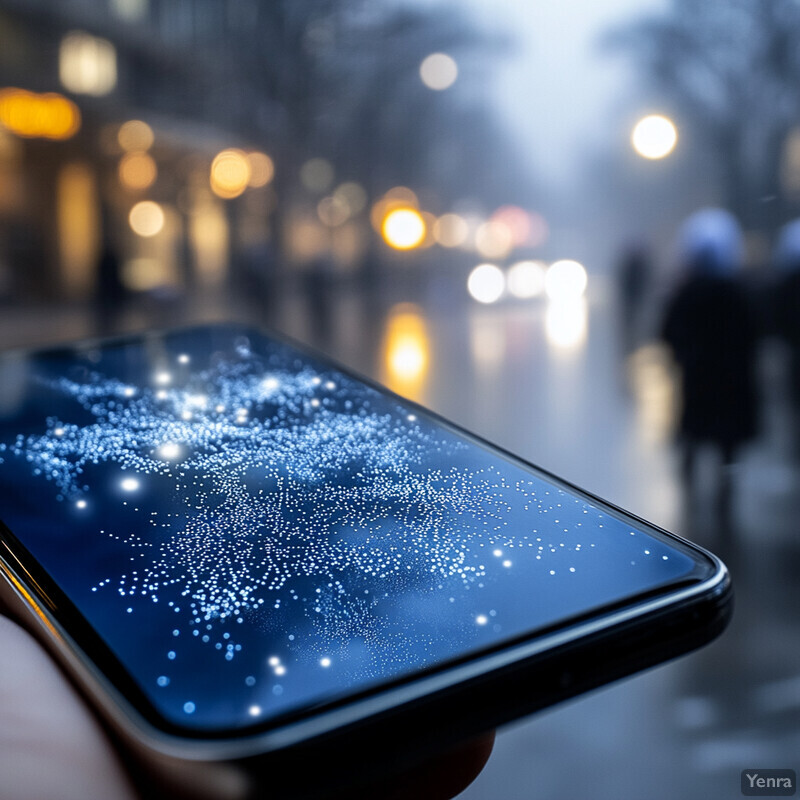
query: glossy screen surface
[{"left": 0, "top": 326, "right": 696, "bottom": 732}]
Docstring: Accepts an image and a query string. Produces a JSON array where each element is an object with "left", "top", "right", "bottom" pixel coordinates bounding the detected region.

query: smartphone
[{"left": 0, "top": 323, "right": 730, "bottom": 798}]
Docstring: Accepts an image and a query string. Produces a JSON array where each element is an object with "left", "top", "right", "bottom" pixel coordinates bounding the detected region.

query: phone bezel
[{"left": 0, "top": 322, "right": 731, "bottom": 763}]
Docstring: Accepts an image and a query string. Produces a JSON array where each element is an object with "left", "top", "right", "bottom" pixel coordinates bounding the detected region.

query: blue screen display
[{"left": 0, "top": 326, "right": 695, "bottom": 732}]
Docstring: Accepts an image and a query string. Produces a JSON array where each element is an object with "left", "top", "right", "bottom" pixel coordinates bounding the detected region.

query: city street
[{"left": 2, "top": 279, "right": 798, "bottom": 799}]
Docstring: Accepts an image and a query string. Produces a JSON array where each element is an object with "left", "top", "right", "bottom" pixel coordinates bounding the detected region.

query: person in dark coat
[
  {"left": 616, "top": 242, "right": 652, "bottom": 353},
  {"left": 772, "top": 219, "right": 800, "bottom": 454},
  {"left": 661, "top": 209, "right": 760, "bottom": 504}
]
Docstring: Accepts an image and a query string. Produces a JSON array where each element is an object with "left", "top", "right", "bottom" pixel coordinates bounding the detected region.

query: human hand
[{"left": 0, "top": 614, "right": 493, "bottom": 800}]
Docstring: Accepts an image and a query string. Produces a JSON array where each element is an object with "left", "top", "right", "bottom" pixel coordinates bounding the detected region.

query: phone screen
[{"left": 0, "top": 325, "right": 701, "bottom": 734}]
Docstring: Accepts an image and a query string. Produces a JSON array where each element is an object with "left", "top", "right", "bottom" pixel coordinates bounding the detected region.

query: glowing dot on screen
[
  {"left": 503, "top": 560, "right": 512, "bottom": 568},
  {"left": 167, "top": 650, "right": 176, "bottom": 660},
  {"left": 631, "top": 114, "right": 677, "bottom": 160},
  {"left": 569, "top": 567, "right": 576, "bottom": 573},
  {"left": 549, "top": 570, "right": 556, "bottom": 575},
  {"left": 320, "top": 657, "right": 331, "bottom": 668},
  {"left": 183, "top": 702, "right": 195, "bottom": 714},
  {"left": 54, "top": 428, "right": 65, "bottom": 437},
  {"left": 310, "top": 398, "right": 320, "bottom": 408},
  {"left": 420, "top": 53, "right": 458, "bottom": 91},
  {"left": 268, "top": 656, "right": 280, "bottom": 666},
  {"left": 76, "top": 499, "right": 87, "bottom": 509},
  {"left": 154, "top": 371, "right": 171, "bottom": 385},
  {"left": 325, "top": 381, "right": 336, "bottom": 390},
  {"left": 476, "top": 614, "right": 488, "bottom": 626},
  {"left": 177, "top": 354, "right": 190, "bottom": 364},
  {"left": 181, "top": 410, "right": 192, "bottom": 421},
  {"left": 120, "top": 477, "right": 140, "bottom": 492},
  {"left": 123, "top": 387, "right": 136, "bottom": 397},
  {"left": 407, "top": 414, "right": 417, "bottom": 422},
  {"left": 262, "top": 377, "right": 279, "bottom": 391},
  {"left": 493, "top": 549, "right": 503, "bottom": 557},
  {"left": 274, "top": 665, "right": 286, "bottom": 676},
  {"left": 248, "top": 705, "right": 262, "bottom": 717},
  {"left": 156, "top": 390, "right": 168, "bottom": 400},
  {"left": 157, "top": 676, "right": 169, "bottom": 687},
  {"left": 157, "top": 442, "right": 181, "bottom": 460},
  {"left": 662, "top": 555, "right": 669, "bottom": 560},
  {"left": 467, "top": 263, "right": 504, "bottom": 304}
]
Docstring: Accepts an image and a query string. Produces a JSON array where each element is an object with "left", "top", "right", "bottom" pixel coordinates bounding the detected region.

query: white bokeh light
[
  {"left": 467, "top": 263, "right": 505, "bottom": 304},
  {"left": 545, "top": 260, "right": 588, "bottom": 301},
  {"left": 631, "top": 115, "right": 678, "bottom": 160},
  {"left": 420, "top": 53, "right": 458, "bottom": 91},
  {"left": 507, "top": 260, "right": 546, "bottom": 299}
]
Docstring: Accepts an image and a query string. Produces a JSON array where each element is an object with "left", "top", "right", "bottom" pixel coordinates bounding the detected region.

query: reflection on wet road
[{"left": 2, "top": 284, "right": 798, "bottom": 800}]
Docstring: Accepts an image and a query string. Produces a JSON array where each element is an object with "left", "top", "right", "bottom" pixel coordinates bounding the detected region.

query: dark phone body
[{"left": 0, "top": 324, "right": 731, "bottom": 799}]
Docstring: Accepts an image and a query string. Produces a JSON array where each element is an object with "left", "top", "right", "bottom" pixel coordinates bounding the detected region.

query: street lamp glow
[
  {"left": 631, "top": 115, "right": 677, "bottom": 160},
  {"left": 382, "top": 207, "right": 426, "bottom": 250},
  {"left": 467, "top": 263, "right": 505, "bottom": 304}
]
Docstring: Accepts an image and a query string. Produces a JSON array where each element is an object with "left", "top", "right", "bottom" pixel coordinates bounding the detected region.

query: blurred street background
[{"left": 2, "top": 1, "right": 800, "bottom": 798}]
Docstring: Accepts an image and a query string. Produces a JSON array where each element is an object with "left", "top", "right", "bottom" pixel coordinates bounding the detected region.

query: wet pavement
[{"left": 1, "top": 280, "right": 798, "bottom": 799}]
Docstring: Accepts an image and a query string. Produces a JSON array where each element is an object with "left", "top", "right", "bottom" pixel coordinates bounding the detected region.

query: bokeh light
[
  {"left": 383, "top": 304, "right": 430, "bottom": 399},
  {"left": 210, "top": 149, "right": 251, "bottom": 199},
  {"left": 317, "top": 194, "right": 350, "bottom": 227},
  {"left": 491, "top": 206, "right": 532, "bottom": 246},
  {"left": 334, "top": 182, "right": 367, "bottom": 215},
  {"left": 118, "top": 152, "right": 157, "bottom": 190},
  {"left": 631, "top": 114, "right": 677, "bottom": 160},
  {"left": 384, "top": 186, "right": 419, "bottom": 206},
  {"left": 420, "top": 53, "right": 458, "bottom": 91},
  {"left": 545, "top": 298, "right": 588, "bottom": 350},
  {"left": 507, "top": 260, "right": 546, "bottom": 299},
  {"left": 475, "top": 220, "right": 514, "bottom": 259},
  {"left": 467, "top": 263, "right": 505, "bottom": 304},
  {"left": 129, "top": 200, "right": 165, "bottom": 237},
  {"left": 545, "top": 259, "right": 588, "bottom": 301},
  {"left": 117, "top": 119, "right": 154, "bottom": 152},
  {"left": 59, "top": 31, "right": 117, "bottom": 96},
  {"left": 247, "top": 152, "right": 274, "bottom": 187},
  {"left": 382, "top": 207, "right": 426, "bottom": 250},
  {"left": 433, "top": 213, "right": 469, "bottom": 247},
  {"left": 0, "top": 88, "right": 80, "bottom": 140}
]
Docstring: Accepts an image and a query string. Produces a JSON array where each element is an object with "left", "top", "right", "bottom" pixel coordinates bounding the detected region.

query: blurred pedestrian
[
  {"left": 661, "top": 209, "right": 760, "bottom": 511},
  {"left": 616, "top": 241, "right": 651, "bottom": 352},
  {"left": 772, "top": 219, "right": 800, "bottom": 455}
]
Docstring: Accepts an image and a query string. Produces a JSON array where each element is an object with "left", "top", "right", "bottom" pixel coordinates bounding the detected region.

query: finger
[
  {"left": 332, "top": 731, "right": 496, "bottom": 800},
  {"left": 0, "top": 614, "right": 138, "bottom": 800}
]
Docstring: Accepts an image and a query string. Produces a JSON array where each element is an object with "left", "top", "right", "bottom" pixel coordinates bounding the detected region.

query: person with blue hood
[
  {"left": 772, "top": 218, "right": 800, "bottom": 451},
  {"left": 661, "top": 208, "right": 760, "bottom": 500}
]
